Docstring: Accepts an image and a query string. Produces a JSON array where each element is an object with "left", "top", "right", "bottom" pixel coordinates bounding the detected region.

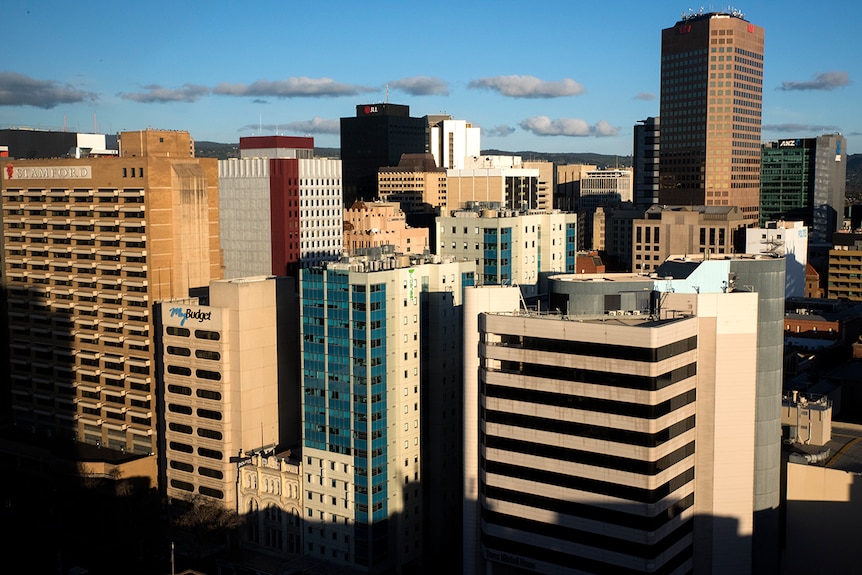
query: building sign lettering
[
  {"left": 170, "top": 307, "right": 212, "bottom": 326},
  {"left": 778, "top": 139, "right": 800, "bottom": 148},
  {"left": 4, "top": 165, "right": 93, "bottom": 179}
]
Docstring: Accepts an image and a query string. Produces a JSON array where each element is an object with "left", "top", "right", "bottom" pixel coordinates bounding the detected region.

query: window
[
  {"left": 197, "top": 408, "right": 223, "bottom": 421},
  {"left": 195, "top": 349, "right": 221, "bottom": 361},
  {"left": 196, "top": 369, "right": 222, "bottom": 381},
  {"left": 167, "top": 365, "right": 192, "bottom": 377},
  {"left": 195, "top": 329, "right": 220, "bottom": 341}
]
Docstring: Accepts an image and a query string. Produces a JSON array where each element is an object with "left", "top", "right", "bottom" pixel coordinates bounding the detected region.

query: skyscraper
[
  {"left": 467, "top": 277, "right": 760, "bottom": 574},
  {"left": 340, "top": 104, "right": 427, "bottom": 205},
  {"left": 760, "top": 134, "right": 847, "bottom": 242},
  {"left": 218, "top": 136, "right": 343, "bottom": 278},
  {"left": 659, "top": 10, "right": 764, "bottom": 223},
  {"left": 300, "top": 253, "right": 475, "bottom": 572},
  {"left": 633, "top": 116, "right": 660, "bottom": 209},
  {"left": 1, "top": 130, "right": 221, "bottom": 473}
]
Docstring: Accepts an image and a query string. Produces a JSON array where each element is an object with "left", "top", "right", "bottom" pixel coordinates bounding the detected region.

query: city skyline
[{"left": 1, "top": 0, "right": 858, "bottom": 156}]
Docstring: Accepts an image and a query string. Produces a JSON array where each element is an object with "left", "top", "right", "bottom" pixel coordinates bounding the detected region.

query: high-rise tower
[
  {"left": 659, "top": 10, "right": 764, "bottom": 222},
  {"left": 1, "top": 130, "right": 221, "bottom": 474},
  {"left": 340, "top": 104, "right": 427, "bottom": 206}
]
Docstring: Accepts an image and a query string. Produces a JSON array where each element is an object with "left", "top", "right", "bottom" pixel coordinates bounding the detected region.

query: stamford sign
[{"left": 4, "top": 164, "right": 93, "bottom": 179}]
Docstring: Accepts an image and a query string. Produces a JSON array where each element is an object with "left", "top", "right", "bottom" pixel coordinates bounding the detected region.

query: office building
[
  {"left": 827, "top": 231, "right": 862, "bottom": 301},
  {"left": 343, "top": 201, "right": 428, "bottom": 256},
  {"left": 377, "top": 153, "right": 448, "bottom": 216},
  {"left": 579, "top": 167, "right": 633, "bottom": 250},
  {"left": 633, "top": 117, "right": 660, "bottom": 209},
  {"left": 1, "top": 130, "right": 221, "bottom": 471},
  {"left": 300, "top": 253, "right": 475, "bottom": 572},
  {"left": 436, "top": 206, "right": 577, "bottom": 299},
  {"left": 632, "top": 205, "right": 746, "bottom": 273},
  {"left": 653, "top": 254, "right": 786, "bottom": 572},
  {"left": 446, "top": 156, "right": 541, "bottom": 214},
  {"left": 591, "top": 203, "right": 646, "bottom": 272},
  {"left": 744, "top": 221, "right": 808, "bottom": 297},
  {"left": 427, "top": 115, "right": 480, "bottom": 170},
  {"left": 466, "top": 275, "right": 761, "bottom": 574},
  {"left": 159, "top": 276, "right": 295, "bottom": 508},
  {"left": 219, "top": 136, "right": 343, "bottom": 278},
  {"left": 659, "top": 11, "right": 764, "bottom": 222},
  {"left": 555, "top": 164, "right": 597, "bottom": 212},
  {"left": 523, "top": 160, "right": 555, "bottom": 212},
  {"left": 760, "top": 134, "right": 847, "bottom": 242},
  {"left": 340, "top": 104, "right": 427, "bottom": 205}
]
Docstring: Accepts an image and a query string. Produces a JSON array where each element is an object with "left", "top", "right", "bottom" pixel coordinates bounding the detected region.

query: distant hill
[
  {"left": 194, "top": 141, "right": 339, "bottom": 160},
  {"left": 480, "top": 149, "right": 632, "bottom": 168},
  {"left": 193, "top": 141, "right": 629, "bottom": 167},
  {"left": 193, "top": 141, "right": 860, "bottom": 200}
]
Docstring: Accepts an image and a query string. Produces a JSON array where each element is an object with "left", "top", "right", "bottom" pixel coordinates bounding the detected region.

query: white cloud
[
  {"left": 0, "top": 71, "right": 96, "bottom": 108},
  {"left": 468, "top": 75, "right": 585, "bottom": 98},
  {"left": 120, "top": 84, "right": 209, "bottom": 103},
  {"left": 519, "top": 116, "right": 619, "bottom": 137},
  {"left": 214, "top": 77, "right": 375, "bottom": 98},
  {"left": 779, "top": 71, "right": 850, "bottom": 91},
  {"left": 389, "top": 76, "right": 449, "bottom": 96}
]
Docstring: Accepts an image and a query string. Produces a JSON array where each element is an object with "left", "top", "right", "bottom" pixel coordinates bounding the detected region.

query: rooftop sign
[{"left": 4, "top": 164, "right": 93, "bottom": 179}]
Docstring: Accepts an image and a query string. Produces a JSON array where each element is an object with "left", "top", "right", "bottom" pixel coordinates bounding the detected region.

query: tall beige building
[
  {"left": 660, "top": 11, "right": 764, "bottom": 222},
  {"left": 465, "top": 277, "right": 761, "bottom": 574},
  {"left": 159, "top": 276, "right": 287, "bottom": 509},
  {"left": 1, "top": 130, "right": 220, "bottom": 471}
]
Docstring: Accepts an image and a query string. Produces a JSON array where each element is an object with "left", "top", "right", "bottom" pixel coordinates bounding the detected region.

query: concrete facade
[
  {"left": 827, "top": 232, "right": 862, "bottom": 301},
  {"left": 427, "top": 116, "right": 480, "bottom": 170},
  {"left": 436, "top": 208, "right": 577, "bottom": 299},
  {"left": 342, "top": 201, "right": 428, "bottom": 256},
  {"left": 159, "top": 277, "right": 285, "bottom": 508},
  {"left": 467, "top": 280, "right": 760, "bottom": 574},
  {"left": 632, "top": 205, "right": 746, "bottom": 273},
  {"left": 447, "top": 156, "right": 540, "bottom": 214},
  {"left": 744, "top": 221, "right": 808, "bottom": 297},
  {"left": 219, "top": 137, "right": 343, "bottom": 277},
  {"left": 1, "top": 130, "right": 221, "bottom": 469},
  {"left": 377, "top": 154, "right": 447, "bottom": 215}
]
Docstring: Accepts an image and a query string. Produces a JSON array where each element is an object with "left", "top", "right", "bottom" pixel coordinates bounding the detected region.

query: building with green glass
[{"left": 760, "top": 134, "right": 847, "bottom": 242}]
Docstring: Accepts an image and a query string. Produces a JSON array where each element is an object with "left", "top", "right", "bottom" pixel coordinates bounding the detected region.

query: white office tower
[
  {"left": 427, "top": 116, "right": 481, "bottom": 170},
  {"left": 466, "top": 271, "right": 768, "bottom": 574}
]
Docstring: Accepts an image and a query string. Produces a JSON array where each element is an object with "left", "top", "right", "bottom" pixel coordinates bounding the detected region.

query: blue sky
[{"left": 1, "top": 0, "right": 859, "bottom": 156}]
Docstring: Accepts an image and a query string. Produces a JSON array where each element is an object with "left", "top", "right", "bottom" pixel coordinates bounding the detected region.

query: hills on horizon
[
  {"left": 194, "top": 141, "right": 862, "bottom": 199},
  {"left": 193, "top": 141, "right": 632, "bottom": 168}
]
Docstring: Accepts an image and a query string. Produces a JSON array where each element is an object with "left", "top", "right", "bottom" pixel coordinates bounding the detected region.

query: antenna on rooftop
[{"left": 386, "top": 84, "right": 389, "bottom": 103}]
